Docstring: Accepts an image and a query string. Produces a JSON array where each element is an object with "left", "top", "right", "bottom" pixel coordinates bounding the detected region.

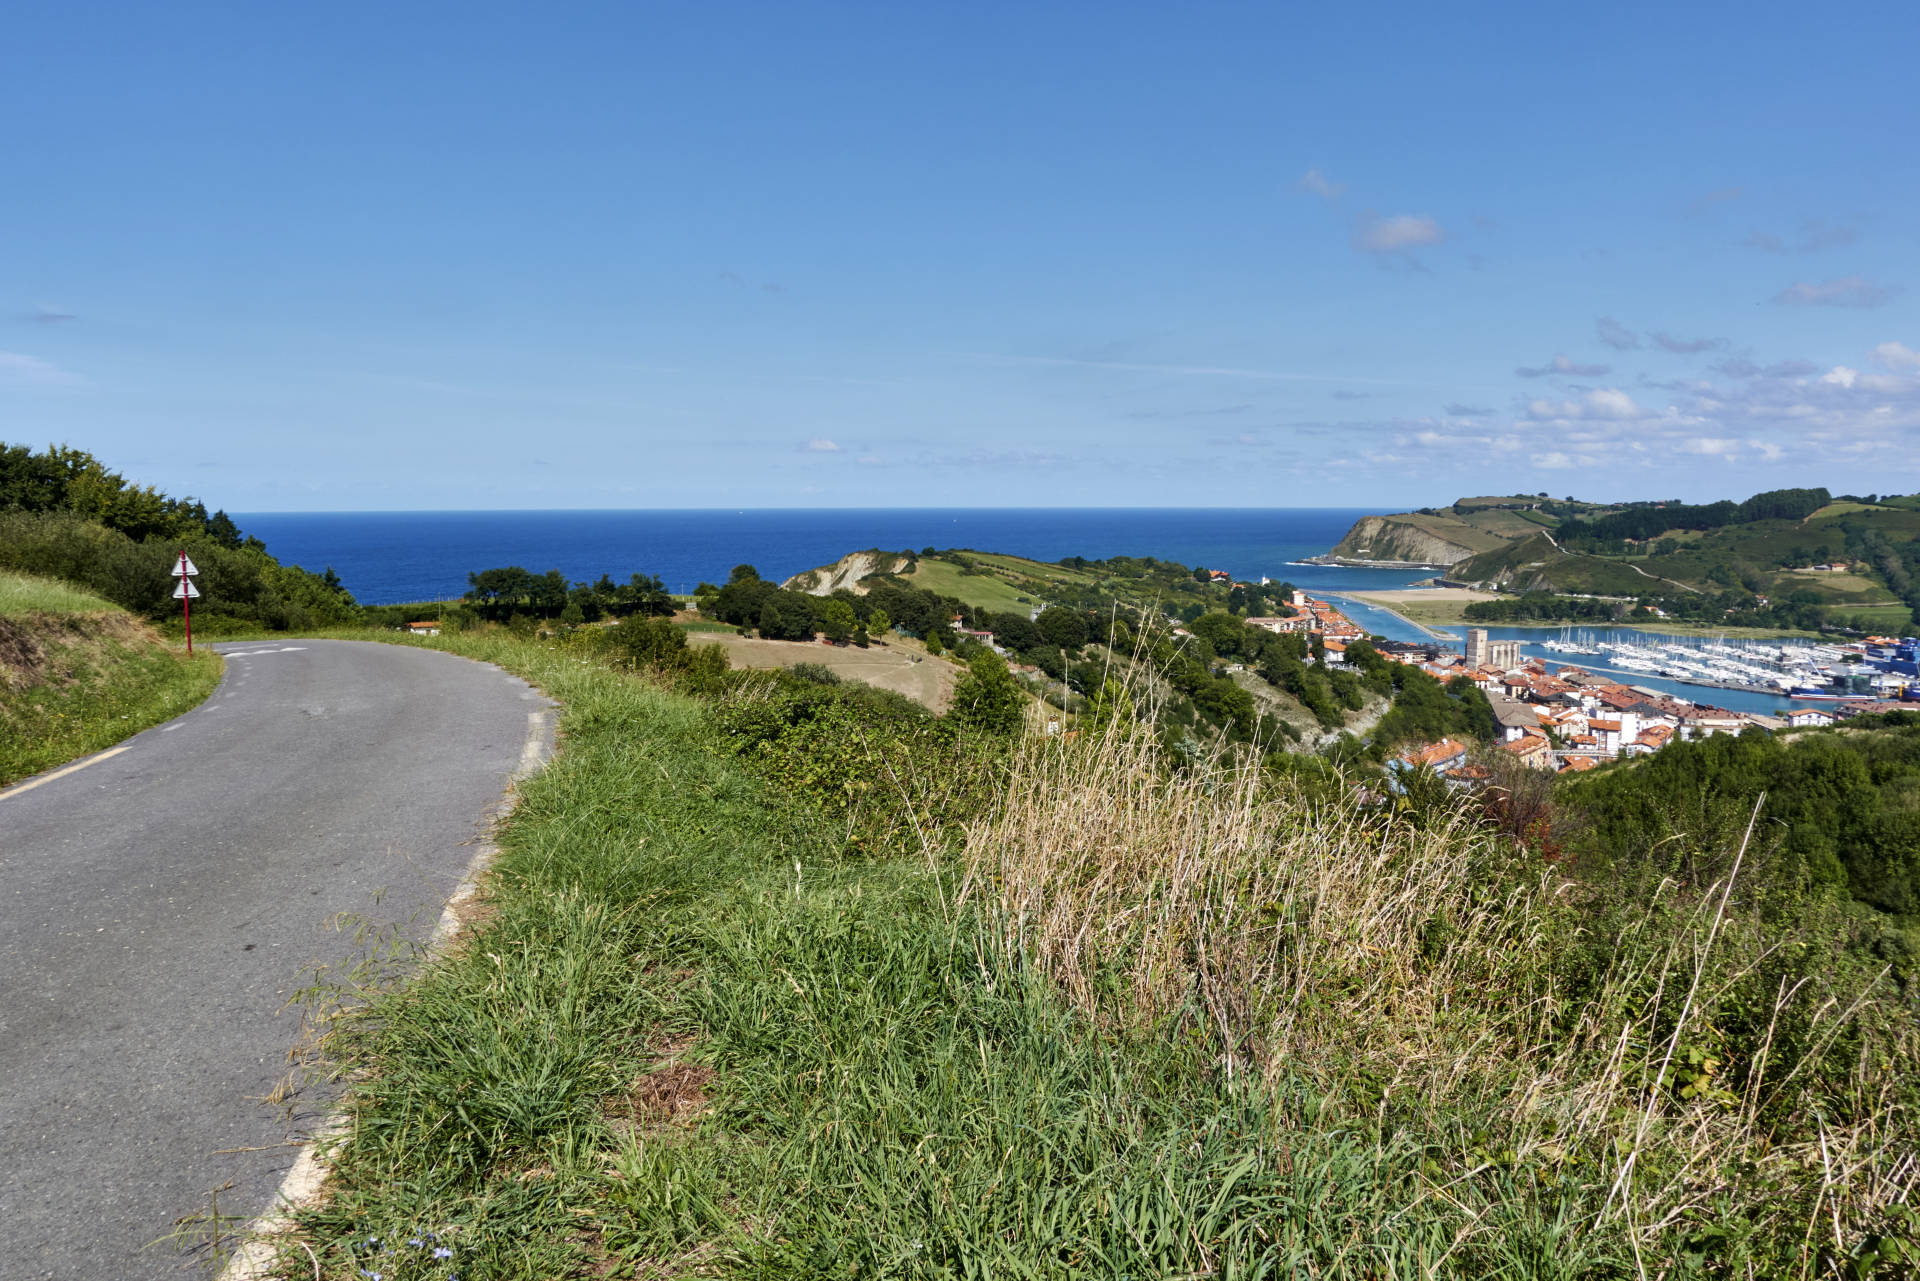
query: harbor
[{"left": 1324, "top": 597, "right": 1918, "bottom": 716}]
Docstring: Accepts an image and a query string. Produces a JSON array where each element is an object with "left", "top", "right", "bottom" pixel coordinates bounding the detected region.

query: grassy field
[
  {"left": 900, "top": 555, "right": 1045, "bottom": 613},
  {"left": 0, "top": 571, "right": 118, "bottom": 615},
  {"left": 224, "top": 629, "right": 1919, "bottom": 1279},
  {"left": 0, "top": 570, "right": 223, "bottom": 786}
]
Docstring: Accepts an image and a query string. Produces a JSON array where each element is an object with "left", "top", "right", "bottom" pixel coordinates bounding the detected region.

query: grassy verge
[
  {"left": 252, "top": 630, "right": 1915, "bottom": 1278},
  {"left": 0, "top": 571, "right": 224, "bottom": 786},
  {"left": 269, "top": 635, "right": 1337, "bottom": 1276}
]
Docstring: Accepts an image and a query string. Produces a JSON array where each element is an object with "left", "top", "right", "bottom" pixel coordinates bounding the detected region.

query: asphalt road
[{"left": 0, "top": 640, "right": 551, "bottom": 1280}]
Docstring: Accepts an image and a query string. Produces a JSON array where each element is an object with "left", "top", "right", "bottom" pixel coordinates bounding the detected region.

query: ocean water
[{"left": 232, "top": 508, "right": 1428, "bottom": 606}]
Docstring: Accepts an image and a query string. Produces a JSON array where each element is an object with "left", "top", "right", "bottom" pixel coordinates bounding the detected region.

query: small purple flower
[{"left": 434, "top": 1247, "right": 454, "bottom": 1259}]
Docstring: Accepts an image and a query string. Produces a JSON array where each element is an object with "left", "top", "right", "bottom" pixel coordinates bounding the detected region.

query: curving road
[{"left": 0, "top": 640, "right": 551, "bottom": 1281}]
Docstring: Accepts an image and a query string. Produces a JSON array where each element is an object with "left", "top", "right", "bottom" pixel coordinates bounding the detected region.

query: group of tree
[
  {"left": 462, "top": 567, "right": 673, "bottom": 625},
  {"left": 1554, "top": 487, "right": 1832, "bottom": 549},
  {"left": 701, "top": 566, "right": 871, "bottom": 643},
  {"left": 1, "top": 442, "right": 254, "bottom": 548},
  {"left": 1462, "top": 588, "right": 1840, "bottom": 633},
  {"left": 1340, "top": 639, "right": 1498, "bottom": 750},
  {"left": 0, "top": 442, "right": 358, "bottom": 633}
]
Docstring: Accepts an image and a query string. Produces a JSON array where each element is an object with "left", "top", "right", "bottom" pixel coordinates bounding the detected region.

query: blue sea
[
  {"left": 232, "top": 508, "right": 1426, "bottom": 606},
  {"left": 234, "top": 506, "right": 1820, "bottom": 714}
]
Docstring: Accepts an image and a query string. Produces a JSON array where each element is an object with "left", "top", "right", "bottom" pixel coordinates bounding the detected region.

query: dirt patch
[
  {"left": 0, "top": 618, "right": 48, "bottom": 689},
  {"left": 690, "top": 632, "right": 959, "bottom": 712},
  {"left": 608, "top": 1033, "right": 714, "bottom": 1136},
  {"left": 627, "top": 1062, "right": 714, "bottom": 1125},
  {"left": 0, "top": 611, "right": 145, "bottom": 691}
]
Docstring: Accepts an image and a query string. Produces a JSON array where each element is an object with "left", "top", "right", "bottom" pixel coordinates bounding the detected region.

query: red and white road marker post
[{"left": 172, "top": 552, "right": 201, "bottom": 654}]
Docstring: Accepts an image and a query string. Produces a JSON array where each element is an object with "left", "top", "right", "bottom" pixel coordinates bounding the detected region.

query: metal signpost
[{"left": 172, "top": 553, "right": 200, "bottom": 654}]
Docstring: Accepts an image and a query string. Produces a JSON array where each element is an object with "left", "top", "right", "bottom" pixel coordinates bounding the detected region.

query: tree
[
  {"left": 614, "top": 572, "right": 674, "bottom": 618},
  {"left": 465, "top": 566, "right": 536, "bottom": 620},
  {"left": 206, "top": 510, "right": 244, "bottom": 549},
  {"left": 1035, "top": 606, "right": 1089, "bottom": 650},
  {"left": 865, "top": 607, "right": 891, "bottom": 637},
  {"left": 949, "top": 651, "right": 1027, "bottom": 735},
  {"left": 530, "top": 569, "right": 570, "bottom": 617},
  {"left": 817, "top": 597, "right": 858, "bottom": 644},
  {"left": 756, "top": 591, "right": 818, "bottom": 641},
  {"left": 1190, "top": 610, "right": 1248, "bottom": 658}
]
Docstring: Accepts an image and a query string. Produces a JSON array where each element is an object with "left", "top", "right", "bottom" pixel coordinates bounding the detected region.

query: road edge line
[
  {"left": 216, "top": 704, "right": 554, "bottom": 1281},
  {"left": 0, "top": 743, "right": 135, "bottom": 802}
]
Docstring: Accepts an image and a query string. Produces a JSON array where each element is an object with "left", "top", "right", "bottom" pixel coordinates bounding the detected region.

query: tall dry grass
[{"left": 959, "top": 709, "right": 1920, "bottom": 1271}]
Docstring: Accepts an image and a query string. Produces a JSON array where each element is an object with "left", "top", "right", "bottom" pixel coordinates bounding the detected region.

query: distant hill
[
  {"left": 1327, "top": 488, "right": 1920, "bottom": 630},
  {"left": 1320, "top": 496, "right": 1596, "bottom": 567}
]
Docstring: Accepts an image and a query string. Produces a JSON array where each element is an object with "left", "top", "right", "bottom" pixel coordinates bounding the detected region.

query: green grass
[
  {"left": 0, "top": 606, "right": 223, "bottom": 786},
  {"left": 901, "top": 556, "right": 1043, "bottom": 614},
  {"left": 1839, "top": 603, "right": 1919, "bottom": 631},
  {"left": 239, "top": 628, "right": 1920, "bottom": 1279},
  {"left": 0, "top": 569, "right": 116, "bottom": 617}
]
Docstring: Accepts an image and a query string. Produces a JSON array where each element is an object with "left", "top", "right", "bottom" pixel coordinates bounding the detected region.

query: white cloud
[
  {"left": 802, "top": 438, "right": 843, "bottom": 452},
  {"left": 1587, "top": 388, "right": 1641, "bottom": 418},
  {"left": 1772, "top": 276, "right": 1898, "bottom": 308},
  {"left": 1525, "top": 388, "right": 1644, "bottom": 421},
  {"left": 1679, "top": 437, "right": 1740, "bottom": 456},
  {"left": 1532, "top": 451, "right": 1577, "bottom": 469},
  {"left": 1352, "top": 213, "right": 1446, "bottom": 255},
  {"left": 1517, "top": 353, "right": 1611, "bottom": 378},
  {"left": 0, "top": 351, "right": 79, "bottom": 386},
  {"left": 1872, "top": 341, "right": 1920, "bottom": 372},
  {"left": 1820, "top": 366, "right": 1857, "bottom": 389},
  {"left": 1298, "top": 168, "right": 1345, "bottom": 200}
]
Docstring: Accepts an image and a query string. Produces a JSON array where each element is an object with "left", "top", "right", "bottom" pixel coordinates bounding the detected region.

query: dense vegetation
[
  {"left": 0, "top": 443, "right": 360, "bottom": 633},
  {"left": 1565, "top": 723, "right": 1920, "bottom": 919}
]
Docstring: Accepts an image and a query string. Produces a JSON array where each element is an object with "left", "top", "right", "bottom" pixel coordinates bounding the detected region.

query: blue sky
[{"left": 4, "top": 1, "right": 1917, "bottom": 510}]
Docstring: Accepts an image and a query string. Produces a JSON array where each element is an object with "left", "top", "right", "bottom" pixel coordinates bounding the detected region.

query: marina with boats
[{"left": 1534, "top": 630, "right": 1916, "bottom": 702}]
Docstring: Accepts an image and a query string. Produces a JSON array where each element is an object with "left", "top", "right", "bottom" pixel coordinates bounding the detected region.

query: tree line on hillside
[
  {"left": 1462, "top": 588, "right": 1847, "bottom": 632},
  {"left": 0, "top": 442, "right": 359, "bottom": 632},
  {"left": 1553, "top": 487, "right": 1832, "bottom": 549}
]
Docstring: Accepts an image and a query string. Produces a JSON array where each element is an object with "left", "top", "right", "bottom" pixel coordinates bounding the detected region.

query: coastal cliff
[
  {"left": 1323, "top": 514, "right": 1494, "bottom": 567},
  {"left": 782, "top": 549, "right": 913, "bottom": 595}
]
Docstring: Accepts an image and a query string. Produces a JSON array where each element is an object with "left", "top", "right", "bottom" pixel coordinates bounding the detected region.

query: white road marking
[{"left": 0, "top": 745, "right": 134, "bottom": 803}]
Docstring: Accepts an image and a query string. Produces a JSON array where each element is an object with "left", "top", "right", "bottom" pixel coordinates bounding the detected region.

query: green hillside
[
  {"left": 1382, "top": 487, "right": 1920, "bottom": 631},
  {"left": 0, "top": 569, "right": 222, "bottom": 785}
]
